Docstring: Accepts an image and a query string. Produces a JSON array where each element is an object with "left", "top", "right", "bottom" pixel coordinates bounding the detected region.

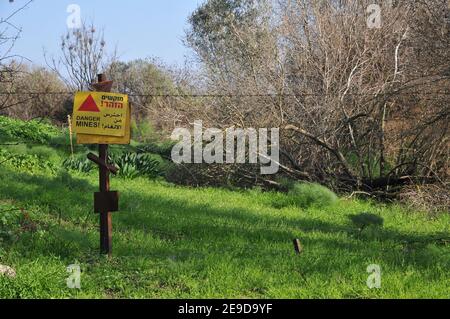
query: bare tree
[
  {"left": 0, "top": 0, "right": 34, "bottom": 113},
  {"left": 0, "top": 0, "right": 33, "bottom": 69},
  {"left": 46, "top": 20, "right": 115, "bottom": 91}
]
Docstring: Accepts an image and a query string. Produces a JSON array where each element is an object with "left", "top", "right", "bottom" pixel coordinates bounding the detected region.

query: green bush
[
  {"left": 109, "top": 152, "right": 164, "bottom": 178},
  {"left": 0, "top": 116, "right": 60, "bottom": 143},
  {"left": 0, "top": 206, "right": 22, "bottom": 245},
  {"left": 27, "top": 145, "right": 62, "bottom": 164},
  {"left": 288, "top": 183, "right": 338, "bottom": 208},
  {"left": 62, "top": 151, "right": 168, "bottom": 179},
  {"left": 0, "top": 149, "right": 57, "bottom": 174},
  {"left": 62, "top": 155, "right": 95, "bottom": 173}
]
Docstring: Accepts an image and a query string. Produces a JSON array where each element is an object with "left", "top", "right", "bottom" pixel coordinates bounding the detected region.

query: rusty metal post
[
  {"left": 293, "top": 238, "right": 303, "bottom": 254},
  {"left": 96, "top": 73, "right": 112, "bottom": 256}
]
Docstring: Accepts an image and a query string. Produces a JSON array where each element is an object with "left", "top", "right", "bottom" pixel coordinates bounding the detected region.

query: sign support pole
[
  {"left": 95, "top": 73, "right": 112, "bottom": 256},
  {"left": 99, "top": 143, "right": 112, "bottom": 256}
]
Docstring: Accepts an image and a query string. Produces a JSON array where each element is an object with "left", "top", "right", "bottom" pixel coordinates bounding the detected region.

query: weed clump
[
  {"left": 288, "top": 182, "right": 338, "bottom": 208},
  {"left": 272, "top": 182, "right": 338, "bottom": 209}
]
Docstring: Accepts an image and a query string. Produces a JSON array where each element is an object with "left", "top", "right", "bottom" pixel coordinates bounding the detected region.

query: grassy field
[{"left": 0, "top": 166, "right": 449, "bottom": 298}]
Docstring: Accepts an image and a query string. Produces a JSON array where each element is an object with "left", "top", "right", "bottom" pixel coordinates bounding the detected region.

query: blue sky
[{"left": 2, "top": 0, "right": 203, "bottom": 66}]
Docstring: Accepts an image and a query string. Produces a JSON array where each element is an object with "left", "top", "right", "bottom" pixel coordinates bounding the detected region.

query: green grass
[{"left": 0, "top": 167, "right": 449, "bottom": 298}]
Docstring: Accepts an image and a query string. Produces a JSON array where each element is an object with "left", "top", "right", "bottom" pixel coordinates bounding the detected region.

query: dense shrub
[
  {"left": 288, "top": 183, "right": 338, "bottom": 208},
  {"left": 0, "top": 116, "right": 60, "bottom": 144},
  {"left": 0, "top": 149, "right": 57, "bottom": 174},
  {"left": 62, "top": 155, "right": 95, "bottom": 174},
  {"left": 109, "top": 152, "right": 165, "bottom": 178},
  {"left": 26, "top": 145, "right": 62, "bottom": 164},
  {"left": 0, "top": 209, "right": 21, "bottom": 246},
  {"left": 63, "top": 151, "right": 168, "bottom": 179}
]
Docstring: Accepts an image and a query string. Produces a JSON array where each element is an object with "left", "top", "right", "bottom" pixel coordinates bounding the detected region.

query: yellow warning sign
[
  {"left": 76, "top": 102, "right": 132, "bottom": 145},
  {"left": 72, "top": 91, "right": 129, "bottom": 137}
]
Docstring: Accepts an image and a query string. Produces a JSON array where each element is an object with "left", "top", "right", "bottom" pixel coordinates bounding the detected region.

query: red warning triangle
[{"left": 78, "top": 94, "right": 100, "bottom": 112}]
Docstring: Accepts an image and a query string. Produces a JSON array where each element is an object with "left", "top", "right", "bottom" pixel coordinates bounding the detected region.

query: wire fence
[{"left": 0, "top": 91, "right": 449, "bottom": 98}]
